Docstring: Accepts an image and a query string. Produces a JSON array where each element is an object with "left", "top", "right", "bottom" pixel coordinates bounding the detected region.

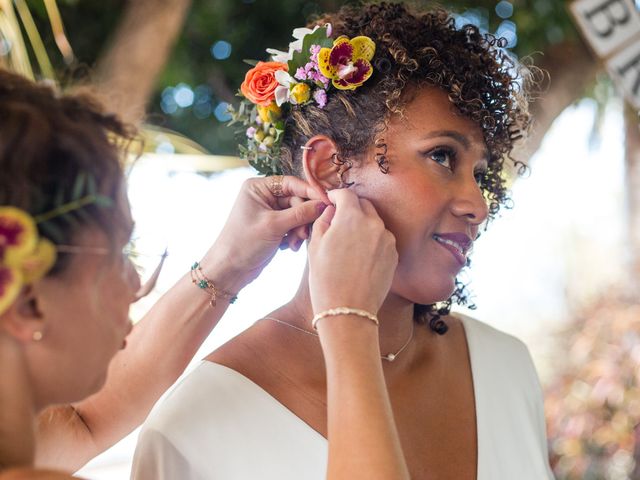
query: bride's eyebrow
[
  {"left": 421, "top": 130, "right": 470, "bottom": 148},
  {"left": 422, "top": 130, "right": 490, "bottom": 162}
]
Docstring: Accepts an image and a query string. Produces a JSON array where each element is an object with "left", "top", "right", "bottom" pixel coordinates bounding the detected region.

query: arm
[
  {"left": 34, "top": 176, "right": 328, "bottom": 471},
  {"left": 307, "top": 190, "right": 410, "bottom": 480}
]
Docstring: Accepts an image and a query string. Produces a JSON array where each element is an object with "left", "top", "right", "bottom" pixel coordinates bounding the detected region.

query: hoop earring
[
  {"left": 331, "top": 153, "right": 354, "bottom": 188},
  {"left": 374, "top": 138, "right": 389, "bottom": 174}
]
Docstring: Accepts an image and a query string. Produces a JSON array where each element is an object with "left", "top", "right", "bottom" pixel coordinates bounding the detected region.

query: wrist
[{"left": 198, "top": 247, "right": 248, "bottom": 298}]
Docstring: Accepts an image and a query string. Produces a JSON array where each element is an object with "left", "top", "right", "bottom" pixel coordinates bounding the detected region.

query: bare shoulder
[
  {"left": 203, "top": 317, "right": 303, "bottom": 388},
  {"left": 450, "top": 311, "right": 530, "bottom": 353},
  {"left": 203, "top": 315, "right": 325, "bottom": 404}
]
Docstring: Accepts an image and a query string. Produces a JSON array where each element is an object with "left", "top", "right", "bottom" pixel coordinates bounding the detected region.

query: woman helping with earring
[
  {"left": 0, "top": 69, "right": 411, "bottom": 480},
  {"left": 132, "top": 3, "right": 554, "bottom": 479}
]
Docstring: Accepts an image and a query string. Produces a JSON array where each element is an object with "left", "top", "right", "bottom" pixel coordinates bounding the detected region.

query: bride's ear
[{"left": 301, "top": 135, "right": 341, "bottom": 192}]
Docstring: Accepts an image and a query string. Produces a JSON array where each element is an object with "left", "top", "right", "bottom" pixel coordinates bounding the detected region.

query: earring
[
  {"left": 300, "top": 146, "right": 314, "bottom": 151},
  {"left": 331, "top": 153, "right": 354, "bottom": 188},
  {"left": 374, "top": 138, "right": 389, "bottom": 174},
  {"left": 32, "top": 331, "right": 43, "bottom": 342}
]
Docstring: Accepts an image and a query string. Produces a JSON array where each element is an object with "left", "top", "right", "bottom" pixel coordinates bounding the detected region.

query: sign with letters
[{"left": 570, "top": 0, "right": 640, "bottom": 109}]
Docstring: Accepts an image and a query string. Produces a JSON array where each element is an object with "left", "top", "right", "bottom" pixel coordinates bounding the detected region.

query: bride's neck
[
  {"left": 281, "top": 267, "right": 417, "bottom": 359},
  {"left": 0, "top": 334, "right": 37, "bottom": 469}
]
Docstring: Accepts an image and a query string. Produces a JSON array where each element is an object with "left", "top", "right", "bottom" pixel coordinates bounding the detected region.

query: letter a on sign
[
  {"left": 570, "top": 0, "right": 640, "bottom": 56},
  {"left": 608, "top": 41, "right": 640, "bottom": 109}
]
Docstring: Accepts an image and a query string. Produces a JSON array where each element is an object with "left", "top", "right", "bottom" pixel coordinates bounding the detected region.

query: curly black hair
[{"left": 276, "top": 2, "right": 535, "bottom": 333}]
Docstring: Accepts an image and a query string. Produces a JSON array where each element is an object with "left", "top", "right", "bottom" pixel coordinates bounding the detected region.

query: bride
[{"left": 132, "top": 3, "right": 553, "bottom": 479}]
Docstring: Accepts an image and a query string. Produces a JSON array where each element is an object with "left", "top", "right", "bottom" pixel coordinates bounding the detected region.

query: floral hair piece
[
  {"left": 0, "top": 174, "right": 114, "bottom": 316},
  {"left": 227, "top": 24, "right": 376, "bottom": 175},
  {"left": 0, "top": 207, "right": 56, "bottom": 315}
]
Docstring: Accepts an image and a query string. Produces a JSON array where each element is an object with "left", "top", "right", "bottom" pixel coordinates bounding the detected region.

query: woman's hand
[
  {"left": 202, "top": 176, "right": 329, "bottom": 292},
  {"left": 307, "top": 188, "right": 398, "bottom": 314}
]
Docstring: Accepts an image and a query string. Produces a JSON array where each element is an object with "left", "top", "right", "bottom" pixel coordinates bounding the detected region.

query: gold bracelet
[
  {"left": 311, "top": 307, "right": 379, "bottom": 330},
  {"left": 190, "top": 261, "right": 238, "bottom": 307}
]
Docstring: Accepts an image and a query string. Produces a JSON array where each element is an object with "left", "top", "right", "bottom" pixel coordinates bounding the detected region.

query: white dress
[{"left": 130, "top": 316, "right": 555, "bottom": 479}]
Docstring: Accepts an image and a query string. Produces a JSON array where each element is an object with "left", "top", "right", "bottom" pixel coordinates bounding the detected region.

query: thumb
[
  {"left": 272, "top": 200, "right": 327, "bottom": 235},
  {"left": 310, "top": 204, "right": 335, "bottom": 239}
]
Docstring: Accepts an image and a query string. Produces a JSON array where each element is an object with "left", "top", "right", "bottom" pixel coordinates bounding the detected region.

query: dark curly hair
[
  {"left": 0, "top": 69, "right": 135, "bottom": 276},
  {"left": 278, "top": 2, "right": 534, "bottom": 334}
]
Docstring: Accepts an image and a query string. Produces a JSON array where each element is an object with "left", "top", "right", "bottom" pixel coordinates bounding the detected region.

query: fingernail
[{"left": 294, "top": 239, "right": 303, "bottom": 251}]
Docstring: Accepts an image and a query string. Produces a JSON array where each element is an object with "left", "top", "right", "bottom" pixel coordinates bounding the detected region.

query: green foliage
[
  {"left": 288, "top": 25, "right": 332, "bottom": 72},
  {"left": 33, "top": 172, "right": 113, "bottom": 243}
]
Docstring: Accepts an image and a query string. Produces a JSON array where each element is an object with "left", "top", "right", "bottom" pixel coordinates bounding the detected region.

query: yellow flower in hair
[
  {"left": 21, "top": 238, "right": 56, "bottom": 284},
  {"left": 257, "top": 102, "right": 282, "bottom": 123},
  {"left": 0, "top": 207, "right": 37, "bottom": 266},
  {"left": 290, "top": 83, "right": 311, "bottom": 104},
  {"left": 318, "top": 35, "right": 376, "bottom": 91},
  {"left": 0, "top": 207, "right": 57, "bottom": 315}
]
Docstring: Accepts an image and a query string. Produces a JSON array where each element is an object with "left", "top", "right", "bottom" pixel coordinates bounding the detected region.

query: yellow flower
[
  {"left": 257, "top": 102, "right": 282, "bottom": 123},
  {"left": 318, "top": 36, "right": 375, "bottom": 91},
  {"left": 290, "top": 83, "right": 311, "bottom": 104},
  {"left": 0, "top": 207, "right": 57, "bottom": 315},
  {"left": 21, "top": 239, "right": 56, "bottom": 284},
  {"left": 0, "top": 206, "right": 37, "bottom": 266}
]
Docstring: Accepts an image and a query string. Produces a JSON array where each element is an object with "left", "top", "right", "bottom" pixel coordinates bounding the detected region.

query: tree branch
[{"left": 89, "top": 0, "right": 192, "bottom": 125}]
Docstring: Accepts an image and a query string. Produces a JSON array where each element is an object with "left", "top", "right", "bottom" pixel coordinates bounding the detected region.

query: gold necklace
[{"left": 261, "top": 316, "right": 414, "bottom": 362}]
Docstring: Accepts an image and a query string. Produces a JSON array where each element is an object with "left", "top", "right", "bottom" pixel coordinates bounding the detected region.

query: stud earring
[{"left": 32, "top": 331, "right": 43, "bottom": 342}]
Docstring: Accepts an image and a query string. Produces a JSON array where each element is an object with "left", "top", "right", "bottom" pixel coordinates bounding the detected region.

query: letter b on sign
[{"left": 571, "top": 0, "right": 640, "bottom": 56}]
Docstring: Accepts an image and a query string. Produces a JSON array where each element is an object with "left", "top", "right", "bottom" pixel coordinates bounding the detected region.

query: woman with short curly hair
[{"left": 132, "top": 3, "right": 553, "bottom": 479}]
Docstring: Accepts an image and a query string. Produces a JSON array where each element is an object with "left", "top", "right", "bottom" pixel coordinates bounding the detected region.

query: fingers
[
  {"left": 270, "top": 199, "right": 326, "bottom": 237},
  {"left": 310, "top": 204, "right": 336, "bottom": 239},
  {"left": 254, "top": 175, "right": 330, "bottom": 205}
]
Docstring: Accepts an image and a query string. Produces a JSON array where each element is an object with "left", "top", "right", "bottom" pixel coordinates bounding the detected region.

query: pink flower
[
  {"left": 246, "top": 127, "right": 257, "bottom": 138},
  {"left": 313, "top": 89, "right": 327, "bottom": 108},
  {"left": 294, "top": 67, "right": 308, "bottom": 81}
]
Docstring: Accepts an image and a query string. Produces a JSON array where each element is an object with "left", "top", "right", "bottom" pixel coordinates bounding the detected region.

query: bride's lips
[{"left": 433, "top": 232, "right": 473, "bottom": 267}]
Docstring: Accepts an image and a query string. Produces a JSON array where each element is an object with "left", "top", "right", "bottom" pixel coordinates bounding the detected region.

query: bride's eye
[
  {"left": 424, "top": 147, "right": 456, "bottom": 170},
  {"left": 474, "top": 169, "right": 487, "bottom": 187}
]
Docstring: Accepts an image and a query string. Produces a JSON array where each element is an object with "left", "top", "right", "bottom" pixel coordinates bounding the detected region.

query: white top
[{"left": 130, "top": 316, "right": 554, "bottom": 479}]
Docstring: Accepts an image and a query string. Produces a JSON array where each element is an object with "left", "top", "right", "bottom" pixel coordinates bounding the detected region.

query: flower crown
[{"left": 227, "top": 24, "right": 376, "bottom": 175}]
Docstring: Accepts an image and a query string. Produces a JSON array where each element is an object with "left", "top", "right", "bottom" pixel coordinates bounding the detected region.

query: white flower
[
  {"left": 266, "top": 25, "right": 324, "bottom": 63},
  {"left": 274, "top": 70, "right": 296, "bottom": 106}
]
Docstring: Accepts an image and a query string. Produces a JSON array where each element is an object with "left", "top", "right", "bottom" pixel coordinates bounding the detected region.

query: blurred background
[{"left": 1, "top": 0, "right": 638, "bottom": 478}]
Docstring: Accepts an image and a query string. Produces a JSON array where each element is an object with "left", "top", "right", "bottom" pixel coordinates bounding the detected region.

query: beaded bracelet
[
  {"left": 190, "top": 261, "right": 238, "bottom": 307},
  {"left": 311, "top": 307, "right": 379, "bottom": 330}
]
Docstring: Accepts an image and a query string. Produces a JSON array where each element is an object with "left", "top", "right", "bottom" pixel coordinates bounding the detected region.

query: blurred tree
[{"left": 25, "top": 0, "right": 596, "bottom": 157}]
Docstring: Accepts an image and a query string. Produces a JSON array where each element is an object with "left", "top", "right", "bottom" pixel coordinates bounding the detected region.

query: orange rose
[{"left": 240, "top": 61, "right": 288, "bottom": 106}]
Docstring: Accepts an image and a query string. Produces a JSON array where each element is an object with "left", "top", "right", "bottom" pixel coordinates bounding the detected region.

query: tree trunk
[
  {"left": 514, "top": 39, "right": 600, "bottom": 165},
  {"left": 88, "top": 0, "right": 192, "bottom": 125},
  {"left": 625, "top": 103, "right": 640, "bottom": 295}
]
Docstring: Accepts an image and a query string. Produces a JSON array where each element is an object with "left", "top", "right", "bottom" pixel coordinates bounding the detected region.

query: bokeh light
[
  {"left": 214, "top": 102, "right": 231, "bottom": 122},
  {"left": 496, "top": 20, "right": 518, "bottom": 48},
  {"left": 210, "top": 40, "right": 232, "bottom": 60},
  {"left": 173, "top": 83, "right": 195, "bottom": 108},
  {"left": 495, "top": 1, "right": 513, "bottom": 19}
]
